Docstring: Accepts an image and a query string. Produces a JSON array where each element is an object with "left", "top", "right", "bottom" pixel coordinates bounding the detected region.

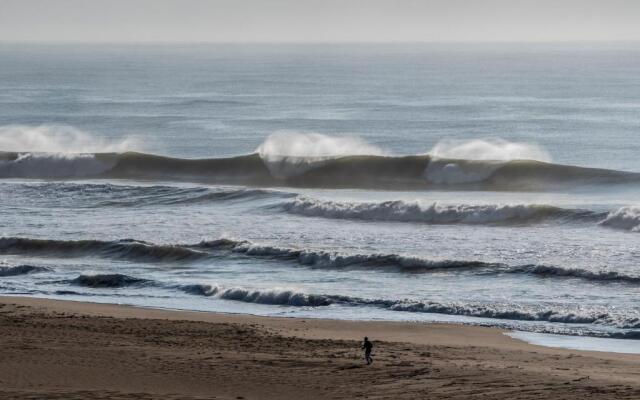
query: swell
[
  {"left": 93, "top": 186, "right": 293, "bottom": 207},
  {"left": 0, "top": 237, "right": 209, "bottom": 263},
  {"left": 280, "top": 197, "right": 604, "bottom": 225},
  {"left": 2, "top": 150, "right": 639, "bottom": 190},
  {"left": 0, "top": 264, "right": 50, "bottom": 276},
  {"left": 6, "top": 182, "right": 293, "bottom": 208},
  {"left": 179, "top": 284, "right": 336, "bottom": 307}
]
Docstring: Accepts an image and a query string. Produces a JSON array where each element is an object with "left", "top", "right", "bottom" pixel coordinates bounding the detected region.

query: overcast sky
[{"left": 1, "top": 0, "right": 640, "bottom": 42}]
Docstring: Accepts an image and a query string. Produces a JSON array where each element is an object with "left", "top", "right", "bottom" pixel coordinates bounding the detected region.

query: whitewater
[{"left": 1, "top": 43, "right": 639, "bottom": 343}]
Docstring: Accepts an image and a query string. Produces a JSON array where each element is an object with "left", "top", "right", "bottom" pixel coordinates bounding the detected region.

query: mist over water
[
  {"left": 0, "top": 125, "right": 141, "bottom": 153},
  {"left": 1, "top": 43, "right": 639, "bottom": 342},
  {"left": 257, "top": 131, "right": 385, "bottom": 178}
]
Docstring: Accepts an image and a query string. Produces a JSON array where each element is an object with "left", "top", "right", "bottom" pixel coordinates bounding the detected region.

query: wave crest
[
  {"left": 0, "top": 124, "right": 140, "bottom": 153},
  {"left": 257, "top": 131, "right": 384, "bottom": 178},
  {"left": 2, "top": 131, "right": 637, "bottom": 190},
  {"left": 281, "top": 197, "right": 599, "bottom": 225},
  {"left": 599, "top": 206, "right": 640, "bottom": 232},
  {"left": 428, "top": 138, "right": 552, "bottom": 162},
  {"left": 180, "top": 284, "right": 335, "bottom": 306}
]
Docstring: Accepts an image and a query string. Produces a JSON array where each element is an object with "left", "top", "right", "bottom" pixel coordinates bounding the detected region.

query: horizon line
[{"left": 2, "top": 40, "right": 640, "bottom": 45}]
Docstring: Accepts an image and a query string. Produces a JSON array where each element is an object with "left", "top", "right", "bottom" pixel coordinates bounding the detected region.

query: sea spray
[
  {"left": 599, "top": 206, "right": 640, "bottom": 232},
  {"left": 428, "top": 138, "right": 552, "bottom": 162},
  {"left": 0, "top": 124, "right": 140, "bottom": 153},
  {"left": 256, "top": 131, "right": 384, "bottom": 178}
]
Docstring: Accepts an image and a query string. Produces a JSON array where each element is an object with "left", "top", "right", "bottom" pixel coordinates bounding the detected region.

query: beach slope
[{"left": 0, "top": 296, "right": 638, "bottom": 399}]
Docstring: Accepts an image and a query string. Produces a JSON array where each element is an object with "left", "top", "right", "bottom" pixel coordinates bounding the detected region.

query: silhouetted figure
[{"left": 362, "top": 336, "right": 373, "bottom": 365}]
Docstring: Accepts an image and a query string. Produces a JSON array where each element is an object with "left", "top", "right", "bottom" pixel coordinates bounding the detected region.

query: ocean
[{"left": 1, "top": 43, "right": 639, "bottom": 343}]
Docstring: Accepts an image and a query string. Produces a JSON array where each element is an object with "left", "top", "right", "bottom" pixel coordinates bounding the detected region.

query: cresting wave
[
  {"left": 599, "top": 206, "right": 640, "bottom": 232},
  {"left": 0, "top": 237, "right": 209, "bottom": 263},
  {"left": 281, "top": 197, "right": 604, "bottom": 225},
  {"left": 1, "top": 150, "right": 638, "bottom": 190},
  {"left": 179, "top": 284, "right": 336, "bottom": 307},
  {"left": 3, "top": 236, "right": 640, "bottom": 285},
  {"left": 69, "top": 274, "right": 152, "bottom": 288},
  {"left": 4, "top": 182, "right": 294, "bottom": 208}
]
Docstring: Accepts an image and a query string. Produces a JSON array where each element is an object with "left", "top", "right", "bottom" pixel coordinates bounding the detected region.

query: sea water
[{"left": 0, "top": 43, "right": 639, "bottom": 349}]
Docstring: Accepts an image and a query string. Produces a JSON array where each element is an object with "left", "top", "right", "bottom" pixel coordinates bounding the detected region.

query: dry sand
[{"left": 0, "top": 296, "right": 638, "bottom": 399}]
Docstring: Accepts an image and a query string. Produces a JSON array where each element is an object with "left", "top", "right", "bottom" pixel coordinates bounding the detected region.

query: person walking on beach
[{"left": 362, "top": 337, "right": 373, "bottom": 365}]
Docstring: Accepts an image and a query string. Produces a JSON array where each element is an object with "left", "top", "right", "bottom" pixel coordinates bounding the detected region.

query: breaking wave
[
  {"left": 70, "top": 273, "right": 152, "bottom": 288},
  {"left": 179, "top": 284, "right": 336, "bottom": 306},
  {"left": 6, "top": 182, "right": 293, "bottom": 208},
  {"left": 0, "top": 265, "right": 50, "bottom": 276},
  {"left": 281, "top": 197, "right": 603, "bottom": 225},
  {"left": 176, "top": 283, "right": 639, "bottom": 330},
  {"left": 92, "top": 186, "right": 293, "bottom": 207},
  {"left": 599, "top": 206, "right": 640, "bottom": 232},
  {"left": 1, "top": 133, "right": 638, "bottom": 190}
]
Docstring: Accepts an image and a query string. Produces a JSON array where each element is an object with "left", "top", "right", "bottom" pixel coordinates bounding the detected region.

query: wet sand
[{"left": 0, "top": 296, "right": 638, "bottom": 399}]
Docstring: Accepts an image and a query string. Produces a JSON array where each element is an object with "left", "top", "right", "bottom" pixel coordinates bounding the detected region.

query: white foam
[
  {"left": 507, "top": 331, "right": 640, "bottom": 354},
  {"left": 599, "top": 206, "right": 640, "bottom": 232},
  {"left": 257, "top": 131, "right": 383, "bottom": 178}
]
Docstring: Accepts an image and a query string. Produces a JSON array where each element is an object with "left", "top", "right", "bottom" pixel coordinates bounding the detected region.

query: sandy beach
[{"left": 0, "top": 296, "right": 637, "bottom": 399}]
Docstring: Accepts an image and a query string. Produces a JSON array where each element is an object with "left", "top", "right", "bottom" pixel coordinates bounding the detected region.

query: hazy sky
[{"left": 2, "top": 0, "right": 640, "bottom": 42}]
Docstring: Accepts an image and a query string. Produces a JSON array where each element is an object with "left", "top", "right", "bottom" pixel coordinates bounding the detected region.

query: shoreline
[
  {"left": 8, "top": 294, "right": 640, "bottom": 355},
  {"left": 1, "top": 296, "right": 639, "bottom": 399}
]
